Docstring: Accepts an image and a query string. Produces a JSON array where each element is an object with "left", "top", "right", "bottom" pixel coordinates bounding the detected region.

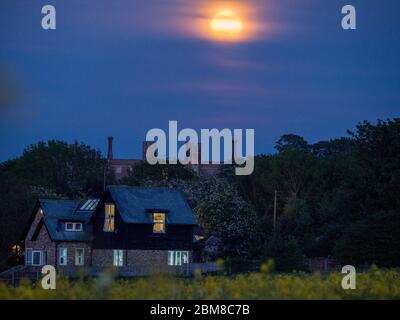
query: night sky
[{"left": 0, "top": 0, "right": 399, "bottom": 161}]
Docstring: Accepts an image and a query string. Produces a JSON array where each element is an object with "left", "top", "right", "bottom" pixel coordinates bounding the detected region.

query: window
[
  {"left": 104, "top": 204, "right": 115, "bottom": 232},
  {"left": 75, "top": 248, "right": 84, "bottom": 266},
  {"left": 32, "top": 251, "right": 43, "bottom": 266},
  {"left": 59, "top": 248, "right": 67, "bottom": 266},
  {"left": 168, "top": 251, "right": 189, "bottom": 266},
  {"left": 66, "top": 223, "right": 73, "bottom": 230},
  {"left": 80, "top": 199, "right": 99, "bottom": 211},
  {"left": 153, "top": 213, "right": 165, "bottom": 233},
  {"left": 115, "top": 166, "right": 122, "bottom": 174},
  {"left": 65, "top": 222, "right": 83, "bottom": 232},
  {"left": 75, "top": 223, "right": 83, "bottom": 231},
  {"left": 113, "top": 250, "right": 125, "bottom": 267},
  {"left": 25, "top": 248, "right": 32, "bottom": 265}
]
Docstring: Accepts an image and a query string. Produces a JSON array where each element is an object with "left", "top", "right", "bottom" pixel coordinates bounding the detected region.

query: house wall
[
  {"left": 25, "top": 209, "right": 56, "bottom": 266},
  {"left": 56, "top": 242, "right": 92, "bottom": 276},
  {"left": 92, "top": 249, "right": 192, "bottom": 276},
  {"left": 25, "top": 207, "right": 91, "bottom": 273}
]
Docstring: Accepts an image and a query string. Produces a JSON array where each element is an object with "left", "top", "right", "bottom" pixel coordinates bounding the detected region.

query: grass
[{"left": 0, "top": 265, "right": 399, "bottom": 300}]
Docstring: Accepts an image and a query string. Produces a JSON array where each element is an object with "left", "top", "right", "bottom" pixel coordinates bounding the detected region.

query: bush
[
  {"left": 266, "top": 237, "right": 307, "bottom": 272},
  {"left": 0, "top": 267, "right": 399, "bottom": 299}
]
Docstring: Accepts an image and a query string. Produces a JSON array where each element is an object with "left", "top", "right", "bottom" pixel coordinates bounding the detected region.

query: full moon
[{"left": 211, "top": 10, "right": 243, "bottom": 36}]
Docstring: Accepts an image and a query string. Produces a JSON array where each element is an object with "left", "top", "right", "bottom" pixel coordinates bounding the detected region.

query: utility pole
[{"left": 273, "top": 190, "right": 277, "bottom": 232}]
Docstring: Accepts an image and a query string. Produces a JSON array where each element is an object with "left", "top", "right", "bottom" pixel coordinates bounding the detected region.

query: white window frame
[
  {"left": 113, "top": 249, "right": 124, "bottom": 267},
  {"left": 182, "top": 251, "right": 189, "bottom": 264},
  {"left": 65, "top": 222, "right": 83, "bottom": 232},
  {"left": 59, "top": 247, "right": 68, "bottom": 266},
  {"left": 75, "top": 248, "right": 85, "bottom": 266},
  {"left": 32, "top": 250, "right": 43, "bottom": 266},
  {"left": 167, "top": 251, "right": 189, "bottom": 266},
  {"left": 25, "top": 248, "right": 33, "bottom": 266}
]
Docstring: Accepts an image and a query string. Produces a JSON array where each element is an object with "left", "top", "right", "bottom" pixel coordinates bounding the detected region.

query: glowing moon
[{"left": 211, "top": 10, "right": 243, "bottom": 37}]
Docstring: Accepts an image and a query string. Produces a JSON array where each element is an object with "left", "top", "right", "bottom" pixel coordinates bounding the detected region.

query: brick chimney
[{"left": 107, "top": 136, "right": 113, "bottom": 161}]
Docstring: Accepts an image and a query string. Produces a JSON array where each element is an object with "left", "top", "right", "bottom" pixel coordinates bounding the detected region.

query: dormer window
[
  {"left": 153, "top": 213, "right": 165, "bottom": 233},
  {"left": 65, "top": 222, "right": 83, "bottom": 232},
  {"left": 104, "top": 203, "right": 115, "bottom": 232}
]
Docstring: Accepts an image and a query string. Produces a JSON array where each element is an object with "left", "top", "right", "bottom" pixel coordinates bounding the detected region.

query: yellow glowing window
[
  {"left": 153, "top": 213, "right": 165, "bottom": 233},
  {"left": 104, "top": 203, "right": 115, "bottom": 232}
]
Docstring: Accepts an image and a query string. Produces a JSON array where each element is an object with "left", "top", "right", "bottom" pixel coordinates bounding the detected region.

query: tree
[
  {"left": 3, "top": 140, "right": 110, "bottom": 197},
  {"left": 349, "top": 119, "right": 400, "bottom": 212},
  {"left": 275, "top": 134, "right": 310, "bottom": 153},
  {"left": 194, "top": 177, "right": 260, "bottom": 258},
  {"left": 312, "top": 138, "right": 353, "bottom": 157},
  {"left": 265, "top": 236, "right": 306, "bottom": 272},
  {"left": 333, "top": 211, "right": 400, "bottom": 267}
]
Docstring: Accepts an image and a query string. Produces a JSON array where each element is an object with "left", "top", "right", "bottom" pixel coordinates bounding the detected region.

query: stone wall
[
  {"left": 56, "top": 242, "right": 92, "bottom": 276},
  {"left": 25, "top": 209, "right": 56, "bottom": 266},
  {"left": 92, "top": 249, "right": 192, "bottom": 276},
  {"left": 25, "top": 209, "right": 92, "bottom": 274}
]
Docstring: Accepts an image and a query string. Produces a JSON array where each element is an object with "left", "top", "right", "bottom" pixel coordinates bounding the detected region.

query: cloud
[{"left": 67, "top": 0, "right": 284, "bottom": 43}]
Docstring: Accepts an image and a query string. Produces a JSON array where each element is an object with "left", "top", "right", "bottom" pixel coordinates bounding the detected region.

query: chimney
[{"left": 107, "top": 136, "right": 113, "bottom": 161}]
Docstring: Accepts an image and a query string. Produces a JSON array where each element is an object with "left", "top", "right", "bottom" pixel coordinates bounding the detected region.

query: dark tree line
[
  {"left": 0, "top": 119, "right": 399, "bottom": 271},
  {"left": 234, "top": 119, "right": 400, "bottom": 270}
]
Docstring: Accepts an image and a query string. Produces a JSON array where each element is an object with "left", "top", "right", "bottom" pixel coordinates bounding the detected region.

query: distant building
[
  {"left": 106, "top": 136, "right": 224, "bottom": 180},
  {"left": 107, "top": 137, "right": 141, "bottom": 180}
]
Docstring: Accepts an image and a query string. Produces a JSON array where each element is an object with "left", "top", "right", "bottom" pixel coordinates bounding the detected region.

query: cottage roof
[
  {"left": 38, "top": 199, "right": 97, "bottom": 241},
  {"left": 107, "top": 185, "right": 197, "bottom": 225}
]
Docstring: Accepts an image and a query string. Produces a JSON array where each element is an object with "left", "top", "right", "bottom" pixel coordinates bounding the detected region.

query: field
[{"left": 0, "top": 265, "right": 399, "bottom": 300}]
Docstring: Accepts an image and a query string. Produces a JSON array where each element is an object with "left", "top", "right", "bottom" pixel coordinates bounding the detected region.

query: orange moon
[{"left": 211, "top": 10, "right": 243, "bottom": 37}]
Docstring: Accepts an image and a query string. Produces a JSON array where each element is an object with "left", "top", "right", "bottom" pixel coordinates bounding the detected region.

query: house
[{"left": 23, "top": 186, "right": 199, "bottom": 276}]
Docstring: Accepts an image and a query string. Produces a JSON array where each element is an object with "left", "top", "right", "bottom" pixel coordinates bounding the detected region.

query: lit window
[
  {"left": 168, "top": 251, "right": 189, "bottom": 266},
  {"left": 115, "top": 166, "right": 122, "bottom": 174},
  {"left": 153, "top": 213, "right": 165, "bottom": 233},
  {"left": 12, "top": 244, "right": 22, "bottom": 256},
  {"left": 113, "top": 250, "right": 124, "bottom": 267},
  {"left": 75, "top": 248, "right": 84, "bottom": 266},
  {"left": 65, "top": 222, "right": 83, "bottom": 232},
  {"left": 104, "top": 204, "right": 115, "bottom": 232},
  {"left": 59, "top": 248, "right": 67, "bottom": 266}
]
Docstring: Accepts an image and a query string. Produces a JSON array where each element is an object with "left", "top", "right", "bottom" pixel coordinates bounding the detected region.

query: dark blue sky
[{"left": 0, "top": 0, "right": 399, "bottom": 161}]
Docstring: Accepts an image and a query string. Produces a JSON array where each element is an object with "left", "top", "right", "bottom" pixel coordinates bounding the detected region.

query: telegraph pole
[{"left": 273, "top": 190, "right": 277, "bottom": 232}]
